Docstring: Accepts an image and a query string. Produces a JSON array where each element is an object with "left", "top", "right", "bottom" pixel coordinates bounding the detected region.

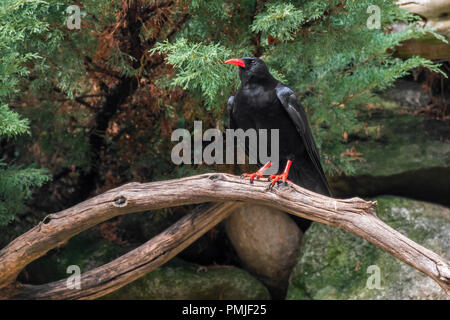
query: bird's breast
[
  {"left": 231, "top": 84, "right": 304, "bottom": 159},
  {"left": 234, "top": 87, "right": 276, "bottom": 116},
  {"left": 233, "top": 86, "right": 287, "bottom": 127}
]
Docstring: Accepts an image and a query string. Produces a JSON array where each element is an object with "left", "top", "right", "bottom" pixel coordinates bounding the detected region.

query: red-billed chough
[{"left": 225, "top": 57, "right": 331, "bottom": 196}]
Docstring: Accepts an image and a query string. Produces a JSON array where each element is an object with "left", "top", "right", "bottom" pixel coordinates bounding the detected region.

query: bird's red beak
[{"left": 225, "top": 58, "right": 245, "bottom": 68}]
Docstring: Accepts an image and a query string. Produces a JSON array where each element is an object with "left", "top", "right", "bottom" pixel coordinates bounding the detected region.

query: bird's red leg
[
  {"left": 240, "top": 161, "right": 272, "bottom": 184},
  {"left": 268, "top": 160, "right": 292, "bottom": 189}
]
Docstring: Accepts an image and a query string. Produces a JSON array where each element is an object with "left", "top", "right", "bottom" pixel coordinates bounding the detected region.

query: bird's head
[{"left": 225, "top": 57, "right": 275, "bottom": 85}]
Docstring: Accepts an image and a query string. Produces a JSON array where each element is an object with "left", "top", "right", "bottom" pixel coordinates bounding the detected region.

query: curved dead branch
[{"left": 0, "top": 173, "right": 449, "bottom": 299}]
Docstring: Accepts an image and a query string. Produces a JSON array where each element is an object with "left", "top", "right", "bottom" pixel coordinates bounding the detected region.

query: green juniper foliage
[
  {"left": 14, "top": 0, "right": 124, "bottom": 174},
  {"left": 152, "top": 39, "right": 248, "bottom": 109},
  {"left": 0, "top": 0, "right": 66, "bottom": 225},
  {"left": 0, "top": 0, "right": 446, "bottom": 227},
  {"left": 153, "top": 0, "right": 445, "bottom": 175}
]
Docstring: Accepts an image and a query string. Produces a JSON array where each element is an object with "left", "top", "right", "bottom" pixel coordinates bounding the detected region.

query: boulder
[
  {"left": 330, "top": 89, "right": 450, "bottom": 206},
  {"left": 225, "top": 204, "right": 302, "bottom": 297},
  {"left": 19, "top": 228, "right": 269, "bottom": 300},
  {"left": 395, "top": 0, "right": 450, "bottom": 59},
  {"left": 102, "top": 258, "right": 270, "bottom": 300},
  {"left": 287, "top": 196, "right": 450, "bottom": 300}
]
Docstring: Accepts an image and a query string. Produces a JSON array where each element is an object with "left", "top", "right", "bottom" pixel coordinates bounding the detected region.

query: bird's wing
[
  {"left": 227, "top": 94, "right": 260, "bottom": 165},
  {"left": 227, "top": 95, "right": 236, "bottom": 129},
  {"left": 275, "top": 83, "right": 331, "bottom": 195}
]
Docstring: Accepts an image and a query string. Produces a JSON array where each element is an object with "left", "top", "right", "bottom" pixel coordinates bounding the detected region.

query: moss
[
  {"left": 330, "top": 96, "right": 450, "bottom": 206},
  {"left": 288, "top": 222, "right": 384, "bottom": 300},
  {"left": 102, "top": 258, "right": 271, "bottom": 300},
  {"left": 350, "top": 111, "right": 449, "bottom": 176},
  {"left": 337, "top": 97, "right": 450, "bottom": 177},
  {"left": 287, "top": 196, "right": 450, "bottom": 300}
]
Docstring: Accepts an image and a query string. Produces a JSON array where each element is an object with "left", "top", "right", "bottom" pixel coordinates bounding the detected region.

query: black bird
[{"left": 225, "top": 57, "right": 331, "bottom": 196}]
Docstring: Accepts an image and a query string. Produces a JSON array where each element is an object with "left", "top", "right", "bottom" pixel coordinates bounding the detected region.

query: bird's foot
[
  {"left": 266, "top": 160, "right": 293, "bottom": 190},
  {"left": 240, "top": 161, "right": 272, "bottom": 184},
  {"left": 267, "top": 173, "right": 291, "bottom": 190},
  {"left": 240, "top": 172, "right": 263, "bottom": 184}
]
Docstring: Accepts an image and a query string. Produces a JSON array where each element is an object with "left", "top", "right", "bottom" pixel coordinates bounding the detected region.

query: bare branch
[
  {"left": 0, "top": 173, "right": 448, "bottom": 299},
  {"left": 4, "top": 202, "right": 241, "bottom": 299}
]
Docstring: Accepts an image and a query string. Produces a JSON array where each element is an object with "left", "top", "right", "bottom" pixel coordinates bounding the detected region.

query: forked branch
[{"left": 0, "top": 173, "right": 448, "bottom": 299}]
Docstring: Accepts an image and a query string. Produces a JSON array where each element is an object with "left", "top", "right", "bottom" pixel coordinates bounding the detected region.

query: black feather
[{"left": 227, "top": 57, "right": 331, "bottom": 197}]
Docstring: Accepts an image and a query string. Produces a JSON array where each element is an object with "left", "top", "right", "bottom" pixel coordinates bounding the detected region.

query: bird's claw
[
  {"left": 266, "top": 181, "right": 278, "bottom": 190},
  {"left": 240, "top": 172, "right": 263, "bottom": 184},
  {"left": 266, "top": 173, "right": 290, "bottom": 190},
  {"left": 240, "top": 162, "right": 272, "bottom": 185}
]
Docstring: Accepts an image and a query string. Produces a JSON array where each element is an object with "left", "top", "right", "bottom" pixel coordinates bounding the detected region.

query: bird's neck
[{"left": 240, "top": 72, "right": 278, "bottom": 88}]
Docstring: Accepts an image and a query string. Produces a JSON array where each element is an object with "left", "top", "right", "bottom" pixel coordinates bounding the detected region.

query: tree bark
[
  {"left": 0, "top": 173, "right": 449, "bottom": 299},
  {"left": 3, "top": 202, "right": 242, "bottom": 299}
]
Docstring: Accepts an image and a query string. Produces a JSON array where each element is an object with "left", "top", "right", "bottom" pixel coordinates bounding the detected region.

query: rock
[
  {"left": 20, "top": 229, "right": 269, "bottom": 300},
  {"left": 102, "top": 258, "right": 270, "bottom": 300},
  {"left": 398, "top": 0, "right": 450, "bottom": 39},
  {"left": 225, "top": 204, "right": 302, "bottom": 297},
  {"left": 287, "top": 196, "right": 450, "bottom": 300},
  {"left": 330, "top": 91, "right": 450, "bottom": 206},
  {"left": 395, "top": 0, "right": 450, "bottom": 59}
]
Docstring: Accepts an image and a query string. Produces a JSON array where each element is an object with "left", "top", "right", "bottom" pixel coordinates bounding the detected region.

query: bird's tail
[
  {"left": 284, "top": 162, "right": 331, "bottom": 231},
  {"left": 288, "top": 161, "right": 331, "bottom": 197}
]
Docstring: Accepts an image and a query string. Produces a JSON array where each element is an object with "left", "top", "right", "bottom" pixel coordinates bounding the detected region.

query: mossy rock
[
  {"left": 20, "top": 229, "right": 269, "bottom": 300},
  {"left": 347, "top": 109, "right": 449, "bottom": 177},
  {"left": 331, "top": 90, "right": 450, "bottom": 205},
  {"left": 102, "top": 259, "right": 270, "bottom": 300},
  {"left": 287, "top": 196, "right": 450, "bottom": 300}
]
